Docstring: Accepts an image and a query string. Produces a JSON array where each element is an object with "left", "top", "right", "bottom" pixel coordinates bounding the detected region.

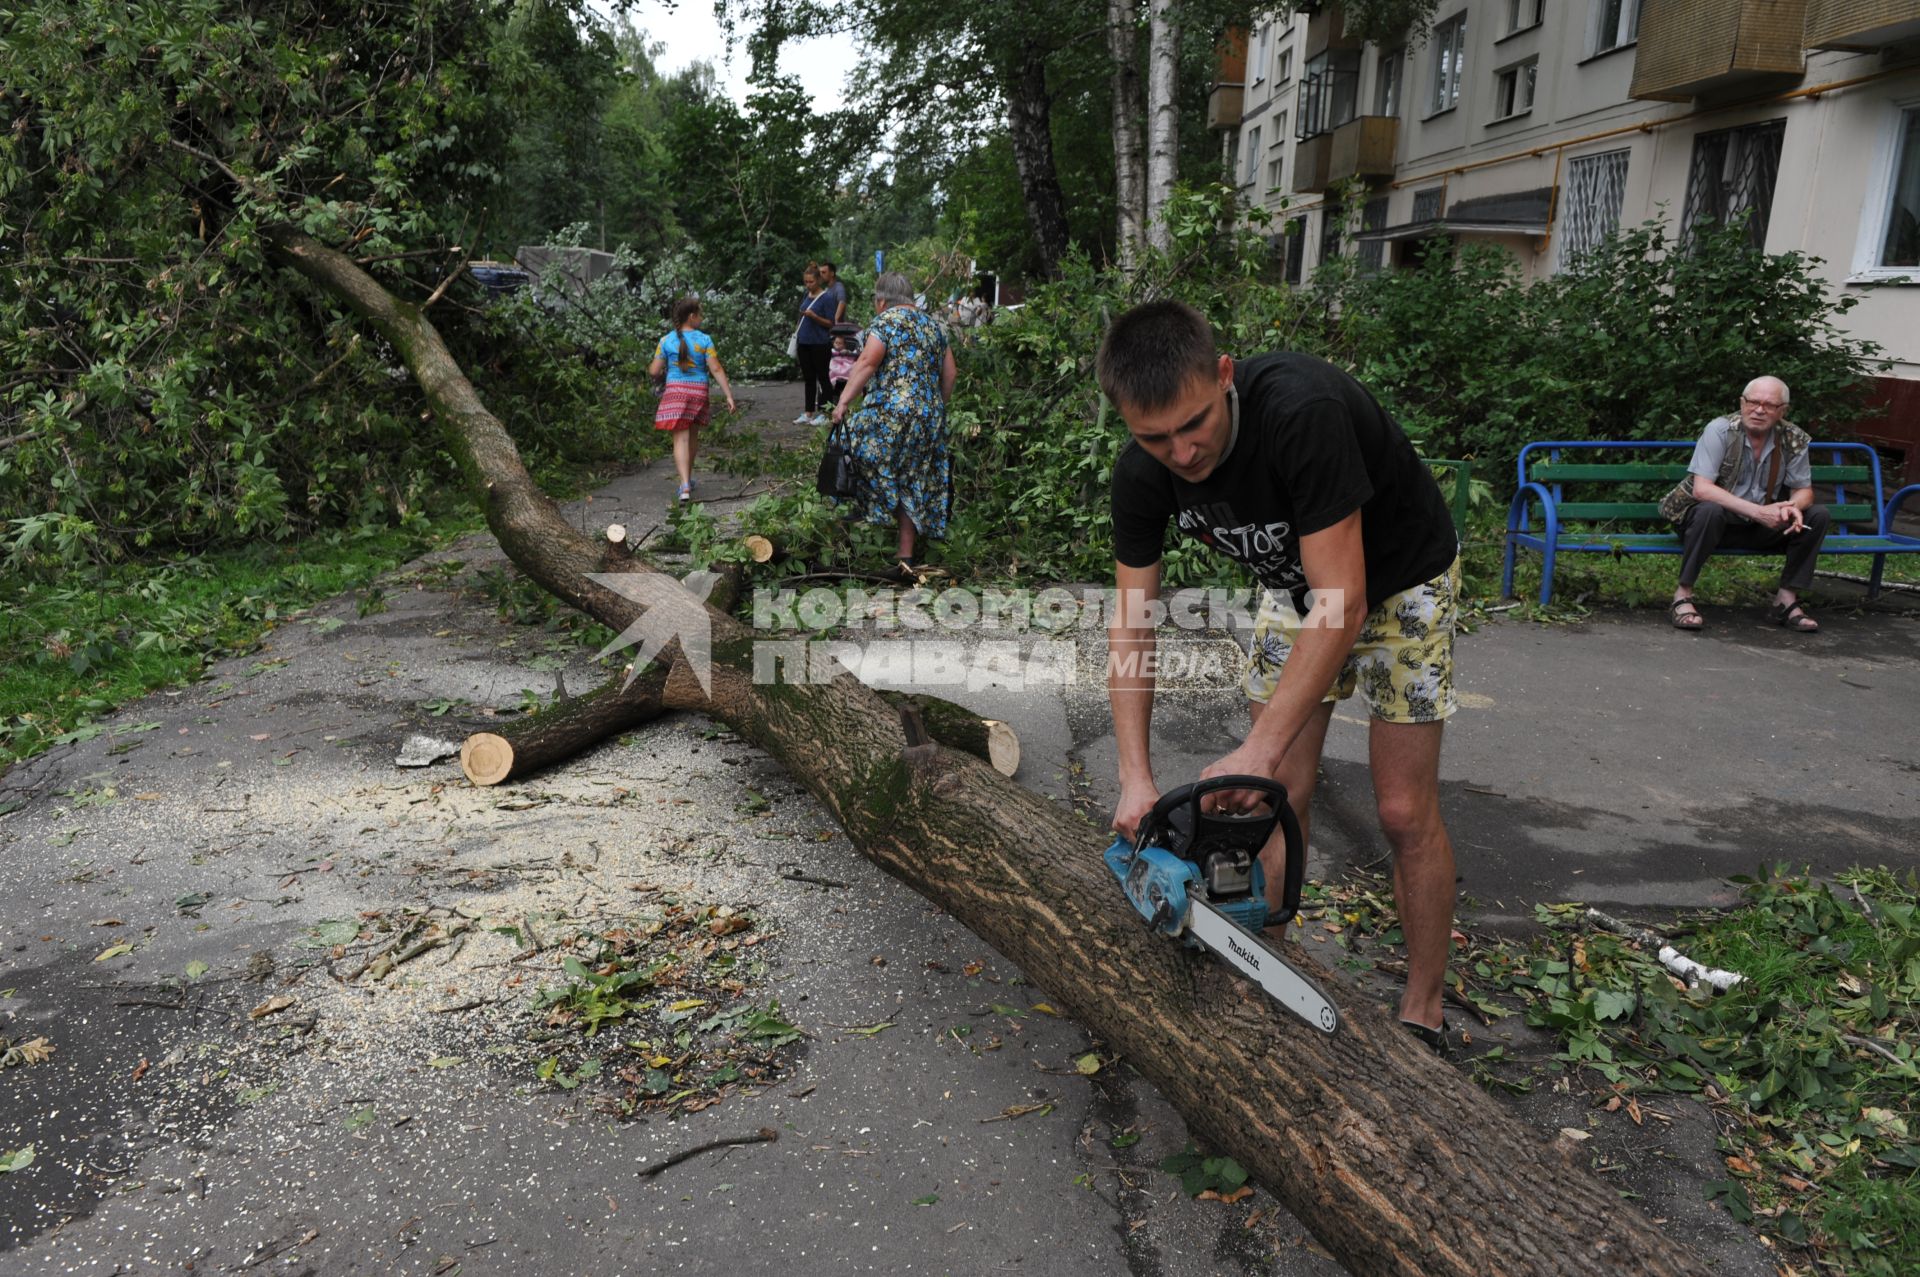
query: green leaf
[
  {"left": 1074, "top": 1052, "right": 1102, "bottom": 1076},
  {"left": 427, "top": 1056, "right": 462, "bottom": 1069},
  {"left": 312, "top": 919, "right": 360, "bottom": 947},
  {"left": 342, "top": 1108, "right": 376, "bottom": 1131},
  {"left": 0, "top": 1146, "right": 34, "bottom": 1174},
  {"left": 1110, "top": 1131, "right": 1141, "bottom": 1149},
  {"left": 910, "top": 1194, "right": 938, "bottom": 1206},
  {"left": 184, "top": 960, "right": 209, "bottom": 980},
  {"left": 94, "top": 942, "right": 134, "bottom": 962}
]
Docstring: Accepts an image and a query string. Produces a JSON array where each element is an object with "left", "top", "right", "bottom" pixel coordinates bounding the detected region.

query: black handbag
[{"left": 815, "top": 424, "right": 859, "bottom": 501}]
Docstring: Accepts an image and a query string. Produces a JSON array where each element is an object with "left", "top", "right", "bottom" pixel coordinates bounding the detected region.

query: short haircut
[
  {"left": 1097, "top": 300, "right": 1217, "bottom": 411},
  {"left": 671, "top": 296, "right": 701, "bottom": 327},
  {"left": 821, "top": 260, "right": 838, "bottom": 274},
  {"left": 873, "top": 271, "right": 913, "bottom": 306}
]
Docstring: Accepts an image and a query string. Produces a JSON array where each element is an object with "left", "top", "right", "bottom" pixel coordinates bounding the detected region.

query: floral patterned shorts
[{"left": 1242, "top": 557, "right": 1460, "bottom": 724}]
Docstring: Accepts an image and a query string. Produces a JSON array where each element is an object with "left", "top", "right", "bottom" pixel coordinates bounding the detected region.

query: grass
[{"left": 0, "top": 517, "right": 478, "bottom": 772}]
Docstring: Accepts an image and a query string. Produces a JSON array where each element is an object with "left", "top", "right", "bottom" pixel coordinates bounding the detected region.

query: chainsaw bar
[{"left": 1188, "top": 897, "right": 1340, "bottom": 1034}]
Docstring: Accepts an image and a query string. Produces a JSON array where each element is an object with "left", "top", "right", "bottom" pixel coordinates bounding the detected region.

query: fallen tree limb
[
  {"left": 1586, "top": 909, "right": 1745, "bottom": 993},
  {"left": 269, "top": 225, "right": 1710, "bottom": 1276},
  {"left": 638, "top": 1126, "right": 779, "bottom": 1178}
]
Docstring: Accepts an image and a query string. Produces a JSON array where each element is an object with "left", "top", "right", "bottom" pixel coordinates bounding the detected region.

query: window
[
  {"left": 1494, "top": 60, "right": 1537, "bottom": 120},
  {"left": 1298, "top": 50, "right": 1359, "bottom": 138},
  {"left": 1412, "top": 187, "right": 1445, "bottom": 222},
  {"left": 1319, "top": 201, "right": 1345, "bottom": 267},
  {"left": 1506, "top": 0, "right": 1543, "bottom": 35},
  {"left": 1592, "top": 0, "right": 1639, "bottom": 55},
  {"left": 1683, "top": 119, "right": 1786, "bottom": 251},
  {"left": 1243, "top": 124, "right": 1262, "bottom": 188},
  {"left": 1358, "top": 198, "right": 1389, "bottom": 274},
  {"left": 1284, "top": 216, "right": 1307, "bottom": 284},
  {"left": 1429, "top": 14, "right": 1467, "bottom": 115},
  {"left": 1268, "top": 157, "right": 1285, "bottom": 190},
  {"left": 1267, "top": 113, "right": 1287, "bottom": 192},
  {"left": 1276, "top": 48, "right": 1293, "bottom": 85},
  {"left": 1559, "top": 148, "right": 1630, "bottom": 264},
  {"left": 1254, "top": 25, "right": 1271, "bottom": 84},
  {"left": 1870, "top": 107, "right": 1920, "bottom": 273},
  {"left": 1375, "top": 49, "right": 1403, "bottom": 118}
]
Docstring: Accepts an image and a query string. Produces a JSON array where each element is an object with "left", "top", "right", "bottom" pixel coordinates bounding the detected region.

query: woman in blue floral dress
[{"left": 828, "top": 272, "right": 958, "bottom": 577}]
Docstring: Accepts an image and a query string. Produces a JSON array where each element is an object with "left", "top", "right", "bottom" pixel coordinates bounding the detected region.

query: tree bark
[
  {"left": 1143, "top": 0, "right": 1180, "bottom": 251},
  {"left": 267, "top": 224, "right": 1712, "bottom": 1277},
  {"left": 1107, "top": 0, "right": 1146, "bottom": 271},
  {"left": 1004, "top": 42, "right": 1073, "bottom": 278}
]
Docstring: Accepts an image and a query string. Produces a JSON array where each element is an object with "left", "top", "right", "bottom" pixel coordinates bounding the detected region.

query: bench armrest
[
  {"left": 1882, "top": 484, "right": 1920, "bottom": 536},
  {"left": 1506, "top": 482, "right": 1559, "bottom": 540}
]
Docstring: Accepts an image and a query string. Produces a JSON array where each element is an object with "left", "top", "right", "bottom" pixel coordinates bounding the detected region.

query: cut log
[
  {"left": 268, "top": 225, "right": 1712, "bottom": 1276},
  {"left": 459, "top": 667, "right": 668, "bottom": 786},
  {"left": 877, "top": 691, "right": 1019, "bottom": 777},
  {"left": 461, "top": 678, "right": 1019, "bottom": 787},
  {"left": 742, "top": 533, "right": 776, "bottom": 564}
]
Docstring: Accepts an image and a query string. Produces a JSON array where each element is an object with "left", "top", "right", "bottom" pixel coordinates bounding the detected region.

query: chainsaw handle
[
  {"left": 1268, "top": 793, "right": 1305, "bottom": 928},
  {"left": 1141, "top": 775, "right": 1305, "bottom": 927},
  {"left": 1145, "top": 774, "right": 1289, "bottom": 826}
]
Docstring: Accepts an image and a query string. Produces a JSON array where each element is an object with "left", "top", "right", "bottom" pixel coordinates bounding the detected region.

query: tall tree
[
  {"left": 1107, "top": 0, "right": 1147, "bottom": 269},
  {"left": 1143, "top": 0, "right": 1181, "bottom": 250}
]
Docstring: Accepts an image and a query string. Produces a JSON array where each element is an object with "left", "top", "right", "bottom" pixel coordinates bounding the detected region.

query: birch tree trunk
[
  {"left": 1143, "top": 0, "right": 1180, "bottom": 251},
  {"left": 1107, "top": 0, "right": 1146, "bottom": 270},
  {"left": 263, "top": 224, "right": 1714, "bottom": 1277}
]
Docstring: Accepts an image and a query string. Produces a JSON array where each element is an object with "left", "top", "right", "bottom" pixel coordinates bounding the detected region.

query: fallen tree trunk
[{"left": 267, "top": 225, "right": 1709, "bottom": 1276}]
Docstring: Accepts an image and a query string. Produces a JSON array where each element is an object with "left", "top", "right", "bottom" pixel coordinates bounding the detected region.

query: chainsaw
[{"left": 1104, "top": 775, "right": 1340, "bottom": 1034}]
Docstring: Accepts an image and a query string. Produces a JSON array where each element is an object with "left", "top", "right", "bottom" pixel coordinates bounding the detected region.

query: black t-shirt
[{"left": 1110, "top": 353, "right": 1456, "bottom": 610}]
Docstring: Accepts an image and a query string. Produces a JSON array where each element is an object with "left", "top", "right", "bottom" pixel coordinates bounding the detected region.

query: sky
[{"left": 615, "top": 1, "right": 862, "bottom": 112}]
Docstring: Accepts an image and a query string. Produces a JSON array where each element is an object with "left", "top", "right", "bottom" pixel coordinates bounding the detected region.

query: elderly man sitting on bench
[{"left": 1662, "top": 376, "right": 1830, "bottom": 633}]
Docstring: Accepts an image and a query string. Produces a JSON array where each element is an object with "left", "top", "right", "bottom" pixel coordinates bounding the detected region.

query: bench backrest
[{"left": 1515, "top": 440, "right": 1885, "bottom": 525}]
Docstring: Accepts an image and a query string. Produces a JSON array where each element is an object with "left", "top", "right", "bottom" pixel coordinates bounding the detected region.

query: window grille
[
  {"left": 1683, "top": 120, "right": 1786, "bottom": 251},
  {"left": 1358, "top": 198, "right": 1389, "bottom": 274},
  {"left": 1412, "top": 188, "right": 1445, "bottom": 222},
  {"left": 1559, "top": 149, "right": 1630, "bottom": 265}
]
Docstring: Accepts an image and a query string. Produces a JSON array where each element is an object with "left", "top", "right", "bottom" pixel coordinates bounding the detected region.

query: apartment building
[{"left": 1212, "top": 0, "right": 1920, "bottom": 462}]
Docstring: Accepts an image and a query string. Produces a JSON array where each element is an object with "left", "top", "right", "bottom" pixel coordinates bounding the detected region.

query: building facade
[{"left": 1222, "top": 0, "right": 1920, "bottom": 463}]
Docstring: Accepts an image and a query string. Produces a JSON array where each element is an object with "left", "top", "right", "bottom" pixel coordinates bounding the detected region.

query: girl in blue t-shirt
[{"left": 651, "top": 297, "right": 736, "bottom": 503}]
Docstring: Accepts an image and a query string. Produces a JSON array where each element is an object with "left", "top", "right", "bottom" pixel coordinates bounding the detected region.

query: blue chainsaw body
[
  {"left": 1103, "top": 838, "right": 1268, "bottom": 946},
  {"left": 1105, "top": 775, "right": 1302, "bottom": 946}
]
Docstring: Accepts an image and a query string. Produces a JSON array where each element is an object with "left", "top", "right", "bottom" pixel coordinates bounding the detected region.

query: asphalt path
[{"left": 3, "top": 378, "right": 1915, "bottom": 1275}]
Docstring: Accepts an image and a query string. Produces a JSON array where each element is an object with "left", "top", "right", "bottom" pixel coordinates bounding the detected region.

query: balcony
[
  {"left": 1207, "top": 28, "right": 1248, "bottom": 130},
  {"left": 1328, "top": 116, "right": 1398, "bottom": 184},
  {"left": 1303, "top": 3, "right": 1364, "bottom": 60},
  {"left": 1805, "top": 0, "right": 1920, "bottom": 49},
  {"left": 1293, "top": 134, "right": 1333, "bottom": 194},
  {"left": 1630, "top": 0, "right": 1808, "bottom": 102}
]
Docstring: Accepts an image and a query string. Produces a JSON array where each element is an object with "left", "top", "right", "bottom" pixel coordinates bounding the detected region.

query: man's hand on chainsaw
[
  {"left": 1111, "top": 778, "right": 1160, "bottom": 843},
  {"left": 1198, "top": 747, "right": 1282, "bottom": 814}
]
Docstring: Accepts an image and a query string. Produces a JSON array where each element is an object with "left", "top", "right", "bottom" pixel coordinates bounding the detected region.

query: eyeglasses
[{"left": 1740, "top": 396, "right": 1786, "bottom": 410}]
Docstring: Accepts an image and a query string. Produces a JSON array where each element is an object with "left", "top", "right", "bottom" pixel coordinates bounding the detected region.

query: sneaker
[
  {"left": 811, "top": 413, "right": 831, "bottom": 426},
  {"left": 793, "top": 412, "right": 812, "bottom": 425},
  {"left": 1401, "top": 1017, "right": 1457, "bottom": 1057},
  {"left": 677, "top": 482, "right": 692, "bottom": 504}
]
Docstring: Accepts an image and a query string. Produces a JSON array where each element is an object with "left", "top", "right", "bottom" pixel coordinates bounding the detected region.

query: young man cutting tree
[{"left": 1101, "top": 301, "right": 1463, "bottom": 1049}]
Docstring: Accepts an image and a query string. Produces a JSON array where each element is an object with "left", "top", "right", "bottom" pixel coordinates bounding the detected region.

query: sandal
[
  {"left": 1768, "top": 599, "right": 1819, "bottom": 633},
  {"left": 1668, "top": 598, "right": 1704, "bottom": 631}
]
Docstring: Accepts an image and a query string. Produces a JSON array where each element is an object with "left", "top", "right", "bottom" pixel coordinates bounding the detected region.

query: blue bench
[{"left": 1501, "top": 440, "right": 1920, "bottom": 605}]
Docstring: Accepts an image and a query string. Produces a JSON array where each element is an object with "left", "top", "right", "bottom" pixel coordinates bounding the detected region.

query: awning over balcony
[{"left": 1353, "top": 187, "right": 1555, "bottom": 241}]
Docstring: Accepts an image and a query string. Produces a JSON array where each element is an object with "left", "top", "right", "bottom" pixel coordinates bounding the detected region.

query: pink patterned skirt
[{"left": 653, "top": 382, "right": 710, "bottom": 432}]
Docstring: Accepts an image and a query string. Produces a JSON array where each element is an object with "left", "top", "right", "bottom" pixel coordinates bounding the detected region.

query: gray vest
[{"left": 1660, "top": 416, "right": 1809, "bottom": 525}]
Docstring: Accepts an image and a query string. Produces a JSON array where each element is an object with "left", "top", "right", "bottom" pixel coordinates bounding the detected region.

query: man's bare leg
[
  {"left": 1368, "top": 718, "right": 1455, "bottom": 1031},
  {"left": 1247, "top": 700, "right": 1335, "bottom": 917}
]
